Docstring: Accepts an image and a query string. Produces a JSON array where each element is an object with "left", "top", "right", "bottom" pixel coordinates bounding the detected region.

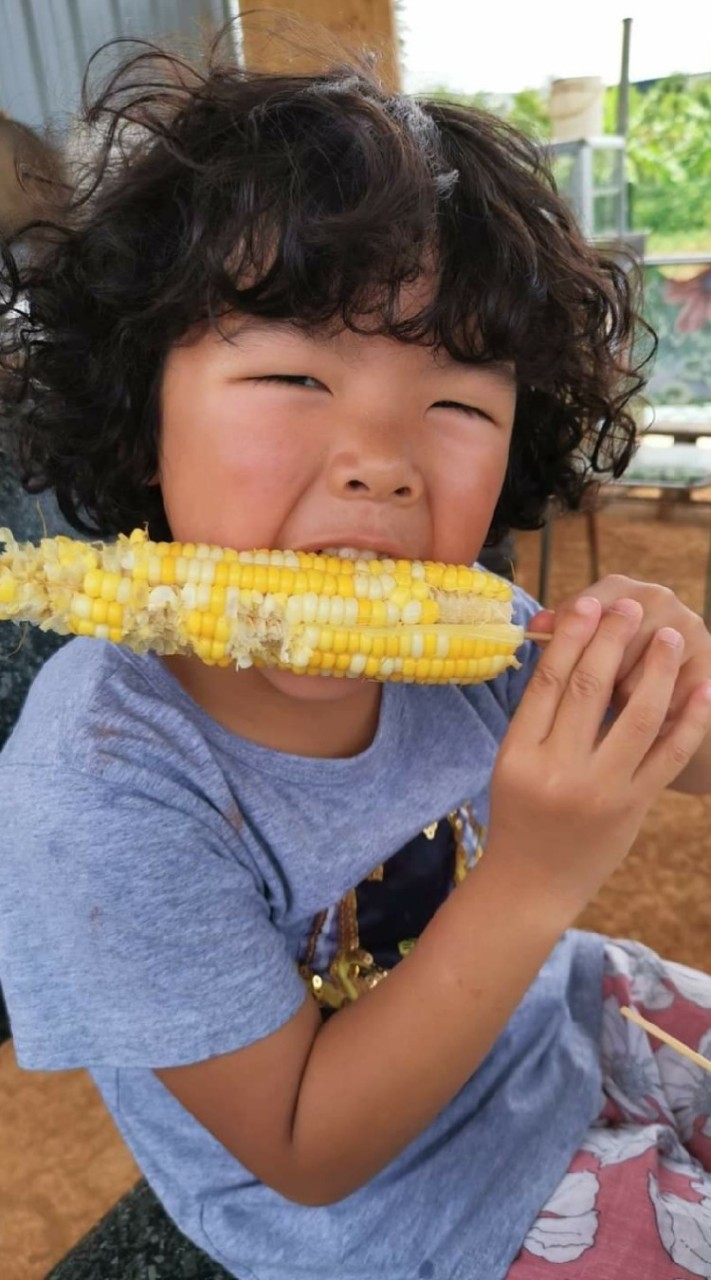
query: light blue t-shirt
[{"left": 0, "top": 584, "right": 605, "bottom": 1280}]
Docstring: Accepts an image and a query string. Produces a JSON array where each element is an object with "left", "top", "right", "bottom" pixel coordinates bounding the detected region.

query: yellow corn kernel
[
  {"left": 0, "top": 576, "right": 16, "bottom": 605},
  {"left": 215, "top": 617, "right": 231, "bottom": 643},
  {"left": 422, "top": 596, "right": 440, "bottom": 622},
  {"left": 266, "top": 565, "right": 284, "bottom": 593},
  {"left": 83, "top": 569, "right": 103, "bottom": 598},
  {"left": 369, "top": 601, "right": 390, "bottom": 627},
  {"left": 131, "top": 558, "right": 150, "bottom": 582},
  {"left": 99, "top": 572, "right": 122, "bottom": 602}
]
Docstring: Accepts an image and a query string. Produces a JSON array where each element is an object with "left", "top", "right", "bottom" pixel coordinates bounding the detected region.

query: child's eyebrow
[
  {"left": 219, "top": 318, "right": 325, "bottom": 347},
  {"left": 439, "top": 356, "right": 517, "bottom": 392},
  {"left": 218, "top": 320, "right": 517, "bottom": 390}
]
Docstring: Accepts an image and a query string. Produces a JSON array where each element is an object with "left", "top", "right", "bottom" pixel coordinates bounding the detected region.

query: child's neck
[{"left": 161, "top": 655, "right": 383, "bottom": 759}]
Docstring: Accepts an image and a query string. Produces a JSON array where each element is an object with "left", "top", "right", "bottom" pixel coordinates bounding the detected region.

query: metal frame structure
[{"left": 548, "top": 135, "right": 628, "bottom": 241}]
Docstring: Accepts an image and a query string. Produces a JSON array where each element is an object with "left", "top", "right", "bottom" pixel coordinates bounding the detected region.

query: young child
[{"left": 2, "top": 33, "right": 711, "bottom": 1280}]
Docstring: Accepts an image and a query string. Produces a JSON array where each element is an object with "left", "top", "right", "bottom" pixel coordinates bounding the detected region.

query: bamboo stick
[{"left": 620, "top": 1005, "right": 711, "bottom": 1075}]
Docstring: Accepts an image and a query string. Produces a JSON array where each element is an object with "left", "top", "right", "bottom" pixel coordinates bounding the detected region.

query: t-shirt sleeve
[{"left": 0, "top": 765, "right": 308, "bottom": 1071}]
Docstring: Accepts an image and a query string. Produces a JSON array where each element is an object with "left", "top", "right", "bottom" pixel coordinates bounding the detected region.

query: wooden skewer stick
[
  {"left": 524, "top": 631, "right": 553, "bottom": 643},
  {"left": 620, "top": 1005, "right": 711, "bottom": 1075}
]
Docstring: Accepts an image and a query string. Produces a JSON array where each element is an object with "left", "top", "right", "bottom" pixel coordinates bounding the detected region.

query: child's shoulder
[{"left": 1, "top": 638, "right": 197, "bottom": 777}]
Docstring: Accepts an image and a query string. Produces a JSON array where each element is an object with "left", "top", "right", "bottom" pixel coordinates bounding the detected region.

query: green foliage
[
  {"left": 422, "top": 85, "right": 551, "bottom": 140},
  {"left": 506, "top": 88, "right": 551, "bottom": 140},
  {"left": 621, "top": 76, "right": 711, "bottom": 248},
  {"left": 414, "top": 65, "right": 711, "bottom": 252},
  {"left": 420, "top": 86, "right": 492, "bottom": 111},
  {"left": 586, "top": 77, "right": 711, "bottom": 250}
]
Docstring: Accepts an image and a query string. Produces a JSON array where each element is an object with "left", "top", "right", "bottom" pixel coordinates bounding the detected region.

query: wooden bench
[
  {"left": 637, "top": 403, "right": 711, "bottom": 442},
  {"left": 538, "top": 440, "right": 711, "bottom": 624}
]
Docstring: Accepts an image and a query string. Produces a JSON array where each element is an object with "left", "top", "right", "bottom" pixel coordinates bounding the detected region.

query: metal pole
[
  {"left": 616, "top": 18, "right": 632, "bottom": 237},
  {"left": 617, "top": 17, "right": 632, "bottom": 137},
  {"left": 579, "top": 141, "right": 594, "bottom": 237},
  {"left": 538, "top": 511, "right": 553, "bottom": 606}
]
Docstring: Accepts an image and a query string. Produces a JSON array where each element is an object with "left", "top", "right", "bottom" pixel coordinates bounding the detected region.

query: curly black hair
[{"left": 0, "top": 27, "right": 652, "bottom": 545}]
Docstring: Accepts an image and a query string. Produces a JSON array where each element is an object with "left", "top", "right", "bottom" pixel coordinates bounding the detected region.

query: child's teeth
[{"left": 319, "top": 546, "right": 380, "bottom": 561}]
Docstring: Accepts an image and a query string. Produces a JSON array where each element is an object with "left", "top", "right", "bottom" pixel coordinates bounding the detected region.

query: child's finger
[
  {"left": 597, "top": 626, "right": 685, "bottom": 774},
  {"left": 547, "top": 599, "right": 644, "bottom": 751},
  {"left": 633, "top": 679, "right": 711, "bottom": 793},
  {"left": 512, "top": 596, "right": 603, "bottom": 742}
]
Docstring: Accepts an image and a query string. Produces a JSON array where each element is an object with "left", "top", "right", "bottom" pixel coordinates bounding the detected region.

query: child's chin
[{"left": 258, "top": 665, "right": 372, "bottom": 702}]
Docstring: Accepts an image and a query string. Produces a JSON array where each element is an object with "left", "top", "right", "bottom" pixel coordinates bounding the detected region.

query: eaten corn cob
[{"left": 0, "top": 528, "right": 524, "bottom": 685}]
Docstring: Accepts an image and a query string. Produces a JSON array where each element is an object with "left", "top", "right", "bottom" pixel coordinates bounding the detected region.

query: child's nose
[{"left": 328, "top": 452, "right": 424, "bottom": 505}]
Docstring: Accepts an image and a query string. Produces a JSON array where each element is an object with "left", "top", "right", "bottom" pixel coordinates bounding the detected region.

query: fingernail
[
  {"left": 658, "top": 627, "right": 682, "bottom": 648},
  {"left": 699, "top": 682, "right": 711, "bottom": 703},
  {"left": 574, "top": 597, "right": 599, "bottom": 616}
]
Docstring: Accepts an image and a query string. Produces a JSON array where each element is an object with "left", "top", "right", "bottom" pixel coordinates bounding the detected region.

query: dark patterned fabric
[
  {"left": 0, "top": 985, "right": 9, "bottom": 1041},
  {"left": 0, "top": 450, "right": 77, "bottom": 753},
  {"left": 46, "top": 1181, "right": 234, "bottom": 1280}
]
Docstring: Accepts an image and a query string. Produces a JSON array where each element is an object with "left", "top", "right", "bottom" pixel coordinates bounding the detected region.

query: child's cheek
[{"left": 432, "top": 448, "right": 510, "bottom": 565}]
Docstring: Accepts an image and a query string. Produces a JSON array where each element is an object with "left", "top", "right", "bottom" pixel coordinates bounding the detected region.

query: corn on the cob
[{"left": 0, "top": 528, "right": 524, "bottom": 685}]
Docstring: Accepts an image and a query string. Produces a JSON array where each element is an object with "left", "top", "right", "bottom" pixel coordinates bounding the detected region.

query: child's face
[
  {"left": 157, "top": 304, "right": 516, "bottom": 712},
  {"left": 158, "top": 314, "right": 516, "bottom": 571}
]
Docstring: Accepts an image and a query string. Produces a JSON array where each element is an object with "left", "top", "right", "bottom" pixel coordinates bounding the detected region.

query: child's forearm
[{"left": 287, "top": 845, "right": 573, "bottom": 1204}]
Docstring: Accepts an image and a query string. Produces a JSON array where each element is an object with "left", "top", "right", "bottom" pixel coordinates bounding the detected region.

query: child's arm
[{"left": 156, "top": 596, "right": 711, "bottom": 1205}]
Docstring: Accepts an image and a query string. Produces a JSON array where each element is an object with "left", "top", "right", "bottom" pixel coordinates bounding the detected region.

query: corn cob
[{"left": 0, "top": 527, "right": 524, "bottom": 685}]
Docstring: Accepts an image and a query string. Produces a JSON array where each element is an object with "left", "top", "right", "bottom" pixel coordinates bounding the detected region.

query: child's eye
[
  {"left": 256, "top": 375, "right": 324, "bottom": 389},
  {"left": 432, "top": 400, "right": 491, "bottom": 421}
]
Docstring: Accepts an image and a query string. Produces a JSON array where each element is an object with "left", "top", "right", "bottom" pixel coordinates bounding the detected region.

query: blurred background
[{"left": 0, "top": 3, "right": 710, "bottom": 1279}]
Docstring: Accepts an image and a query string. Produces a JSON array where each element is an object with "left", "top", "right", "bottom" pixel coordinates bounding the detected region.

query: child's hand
[
  {"left": 529, "top": 577, "right": 711, "bottom": 729},
  {"left": 529, "top": 578, "right": 711, "bottom": 792},
  {"left": 489, "top": 596, "right": 711, "bottom": 916}
]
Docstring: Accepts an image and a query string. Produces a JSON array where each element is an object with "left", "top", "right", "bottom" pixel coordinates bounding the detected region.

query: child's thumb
[{"left": 527, "top": 609, "right": 555, "bottom": 640}]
